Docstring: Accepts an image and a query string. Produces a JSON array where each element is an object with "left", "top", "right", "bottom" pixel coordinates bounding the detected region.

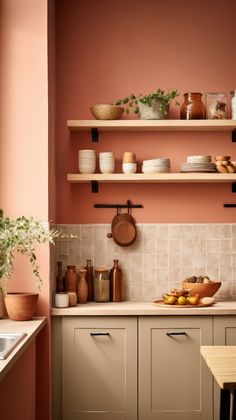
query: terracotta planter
[{"left": 4, "top": 293, "right": 39, "bottom": 321}]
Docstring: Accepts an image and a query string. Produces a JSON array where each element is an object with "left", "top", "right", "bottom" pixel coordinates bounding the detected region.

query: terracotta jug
[{"left": 64, "top": 265, "right": 78, "bottom": 301}]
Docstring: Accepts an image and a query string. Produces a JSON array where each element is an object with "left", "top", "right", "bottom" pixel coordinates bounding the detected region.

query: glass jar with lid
[
  {"left": 94, "top": 267, "right": 110, "bottom": 302},
  {"left": 206, "top": 92, "right": 227, "bottom": 119},
  {"left": 180, "top": 92, "right": 206, "bottom": 119}
]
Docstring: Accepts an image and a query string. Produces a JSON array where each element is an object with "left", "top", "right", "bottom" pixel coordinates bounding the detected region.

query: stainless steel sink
[{"left": 0, "top": 332, "right": 27, "bottom": 360}]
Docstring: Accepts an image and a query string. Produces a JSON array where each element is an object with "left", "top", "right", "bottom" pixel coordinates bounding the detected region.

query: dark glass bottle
[
  {"left": 86, "top": 259, "right": 94, "bottom": 301},
  {"left": 180, "top": 92, "right": 206, "bottom": 119},
  {"left": 110, "top": 260, "right": 122, "bottom": 302},
  {"left": 56, "top": 261, "right": 64, "bottom": 292}
]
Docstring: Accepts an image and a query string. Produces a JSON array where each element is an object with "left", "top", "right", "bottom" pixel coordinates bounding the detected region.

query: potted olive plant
[
  {"left": 0, "top": 209, "right": 57, "bottom": 320},
  {"left": 115, "top": 88, "right": 179, "bottom": 119}
]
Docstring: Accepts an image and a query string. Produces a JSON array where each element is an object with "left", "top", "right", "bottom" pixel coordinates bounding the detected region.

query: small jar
[
  {"left": 94, "top": 267, "right": 110, "bottom": 302},
  {"left": 231, "top": 91, "right": 236, "bottom": 119},
  {"left": 180, "top": 92, "right": 206, "bottom": 120},
  {"left": 206, "top": 92, "right": 227, "bottom": 119},
  {"left": 55, "top": 292, "right": 69, "bottom": 308}
]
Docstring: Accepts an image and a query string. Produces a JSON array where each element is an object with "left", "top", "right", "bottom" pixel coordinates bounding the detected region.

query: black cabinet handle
[
  {"left": 166, "top": 332, "right": 187, "bottom": 336},
  {"left": 90, "top": 332, "right": 110, "bottom": 336}
]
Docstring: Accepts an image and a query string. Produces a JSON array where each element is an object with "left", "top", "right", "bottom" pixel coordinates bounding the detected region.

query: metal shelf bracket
[
  {"left": 91, "top": 181, "right": 98, "bottom": 193},
  {"left": 232, "top": 129, "right": 236, "bottom": 142},
  {"left": 91, "top": 128, "right": 99, "bottom": 143}
]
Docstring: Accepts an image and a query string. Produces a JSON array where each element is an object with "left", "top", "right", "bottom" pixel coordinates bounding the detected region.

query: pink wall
[
  {"left": 0, "top": 1, "right": 51, "bottom": 419},
  {"left": 55, "top": 0, "right": 236, "bottom": 223}
]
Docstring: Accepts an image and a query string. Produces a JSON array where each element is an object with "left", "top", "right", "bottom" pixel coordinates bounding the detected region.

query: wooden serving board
[{"left": 153, "top": 300, "right": 214, "bottom": 308}]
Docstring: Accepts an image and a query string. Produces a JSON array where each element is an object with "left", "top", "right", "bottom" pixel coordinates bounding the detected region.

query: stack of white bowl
[
  {"left": 99, "top": 152, "right": 115, "bottom": 174},
  {"left": 78, "top": 150, "right": 96, "bottom": 174},
  {"left": 142, "top": 158, "right": 171, "bottom": 173}
]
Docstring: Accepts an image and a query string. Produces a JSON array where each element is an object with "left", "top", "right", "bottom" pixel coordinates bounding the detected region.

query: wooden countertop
[
  {"left": 51, "top": 300, "right": 236, "bottom": 316},
  {"left": 0, "top": 317, "right": 46, "bottom": 381},
  {"left": 201, "top": 346, "right": 236, "bottom": 390}
]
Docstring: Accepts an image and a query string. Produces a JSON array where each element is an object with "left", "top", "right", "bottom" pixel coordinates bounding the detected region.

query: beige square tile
[
  {"left": 219, "top": 254, "right": 231, "bottom": 267},
  {"left": 169, "top": 268, "right": 182, "bottom": 283},
  {"left": 156, "top": 282, "right": 168, "bottom": 299},
  {"left": 220, "top": 239, "right": 232, "bottom": 254},
  {"left": 143, "top": 225, "right": 155, "bottom": 240},
  {"left": 181, "top": 239, "right": 193, "bottom": 255},
  {"left": 232, "top": 239, "right": 236, "bottom": 253},
  {"left": 193, "top": 254, "right": 206, "bottom": 269},
  {"left": 232, "top": 225, "right": 236, "bottom": 238},
  {"left": 207, "top": 254, "right": 220, "bottom": 267},
  {"left": 57, "top": 254, "right": 69, "bottom": 270},
  {"left": 155, "top": 224, "right": 168, "bottom": 239},
  {"left": 168, "top": 224, "right": 181, "bottom": 239},
  {"left": 207, "top": 240, "right": 219, "bottom": 254},
  {"left": 69, "top": 225, "right": 81, "bottom": 238},
  {"left": 68, "top": 254, "right": 82, "bottom": 266},
  {"left": 106, "top": 254, "right": 120, "bottom": 268},
  {"left": 144, "top": 239, "right": 155, "bottom": 254},
  {"left": 193, "top": 239, "right": 206, "bottom": 254},
  {"left": 94, "top": 225, "right": 107, "bottom": 239},
  {"left": 206, "top": 224, "right": 219, "bottom": 239},
  {"left": 169, "top": 239, "right": 181, "bottom": 255},
  {"left": 128, "top": 238, "right": 143, "bottom": 254},
  {"left": 220, "top": 224, "right": 232, "bottom": 238},
  {"left": 130, "top": 282, "right": 143, "bottom": 300},
  {"left": 69, "top": 239, "right": 81, "bottom": 255},
  {"left": 194, "top": 267, "right": 207, "bottom": 276},
  {"left": 156, "top": 254, "right": 168, "bottom": 269},
  {"left": 233, "top": 268, "right": 236, "bottom": 281},
  {"left": 181, "top": 268, "right": 194, "bottom": 279},
  {"left": 156, "top": 268, "right": 168, "bottom": 283},
  {"left": 93, "top": 254, "right": 106, "bottom": 266},
  {"left": 193, "top": 225, "right": 206, "bottom": 239},
  {"left": 156, "top": 239, "right": 168, "bottom": 254},
  {"left": 57, "top": 240, "right": 69, "bottom": 255},
  {"left": 143, "top": 282, "right": 156, "bottom": 297},
  {"left": 182, "top": 255, "right": 194, "bottom": 269},
  {"left": 94, "top": 238, "right": 106, "bottom": 254},
  {"left": 232, "top": 282, "right": 236, "bottom": 296},
  {"left": 217, "top": 281, "right": 232, "bottom": 298},
  {"left": 144, "top": 254, "right": 155, "bottom": 269},
  {"left": 106, "top": 238, "right": 119, "bottom": 253},
  {"left": 58, "top": 224, "right": 70, "bottom": 241},
  {"left": 219, "top": 267, "right": 232, "bottom": 281},
  {"left": 81, "top": 239, "right": 94, "bottom": 256},
  {"left": 169, "top": 254, "right": 181, "bottom": 269},
  {"left": 232, "top": 254, "right": 236, "bottom": 266},
  {"left": 181, "top": 225, "right": 193, "bottom": 239},
  {"left": 117, "top": 254, "right": 130, "bottom": 269},
  {"left": 81, "top": 225, "right": 94, "bottom": 239}
]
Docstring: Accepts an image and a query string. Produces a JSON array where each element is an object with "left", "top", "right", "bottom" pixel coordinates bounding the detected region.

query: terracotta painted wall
[
  {"left": 55, "top": 0, "right": 236, "bottom": 223},
  {"left": 0, "top": 1, "right": 51, "bottom": 419}
]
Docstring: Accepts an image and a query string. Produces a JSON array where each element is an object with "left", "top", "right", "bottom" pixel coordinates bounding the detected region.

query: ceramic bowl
[{"left": 182, "top": 281, "right": 221, "bottom": 298}]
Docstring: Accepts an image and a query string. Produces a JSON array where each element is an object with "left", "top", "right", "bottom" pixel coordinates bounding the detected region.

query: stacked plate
[
  {"left": 142, "top": 158, "right": 171, "bottom": 174},
  {"left": 78, "top": 149, "right": 96, "bottom": 174},
  {"left": 181, "top": 155, "right": 216, "bottom": 173}
]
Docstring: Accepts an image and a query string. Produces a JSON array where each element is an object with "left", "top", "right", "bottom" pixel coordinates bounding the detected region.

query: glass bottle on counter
[
  {"left": 110, "top": 260, "right": 122, "bottom": 302},
  {"left": 64, "top": 265, "right": 78, "bottom": 301},
  {"left": 56, "top": 261, "right": 64, "bottom": 292},
  {"left": 85, "top": 259, "right": 94, "bottom": 301},
  {"left": 94, "top": 267, "right": 110, "bottom": 302},
  {"left": 180, "top": 92, "right": 206, "bottom": 119},
  {"left": 78, "top": 268, "right": 88, "bottom": 304}
]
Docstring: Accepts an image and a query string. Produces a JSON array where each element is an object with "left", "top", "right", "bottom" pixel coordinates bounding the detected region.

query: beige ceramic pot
[{"left": 4, "top": 293, "right": 39, "bottom": 321}]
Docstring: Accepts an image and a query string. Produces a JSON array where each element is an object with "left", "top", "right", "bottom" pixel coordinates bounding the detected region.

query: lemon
[
  {"left": 165, "top": 296, "right": 177, "bottom": 305},
  {"left": 178, "top": 296, "right": 187, "bottom": 305}
]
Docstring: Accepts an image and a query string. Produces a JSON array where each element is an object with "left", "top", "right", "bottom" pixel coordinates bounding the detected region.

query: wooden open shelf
[
  {"left": 67, "top": 119, "right": 236, "bottom": 132},
  {"left": 67, "top": 173, "right": 236, "bottom": 184}
]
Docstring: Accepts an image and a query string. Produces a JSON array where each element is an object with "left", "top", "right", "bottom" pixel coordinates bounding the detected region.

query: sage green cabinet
[
  {"left": 62, "top": 316, "right": 137, "bottom": 420},
  {"left": 138, "top": 316, "right": 213, "bottom": 420}
]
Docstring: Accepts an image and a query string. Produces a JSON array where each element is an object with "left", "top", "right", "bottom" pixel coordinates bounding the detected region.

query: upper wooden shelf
[
  {"left": 67, "top": 119, "right": 236, "bottom": 132},
  {"left": 67, "top": 173, "right": 236, "bottom": 183}
]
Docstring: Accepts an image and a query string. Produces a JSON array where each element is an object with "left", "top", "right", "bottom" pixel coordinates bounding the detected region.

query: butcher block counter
[{"left": 51, "top": 300, "right": 236, "bottom": 316}]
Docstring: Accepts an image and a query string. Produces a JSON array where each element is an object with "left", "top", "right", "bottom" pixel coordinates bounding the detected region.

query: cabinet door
[
  {"left": 139, "top": 316, "right": 213, "bottom": 420},
  {"left": 62, "top": 316, "right": 137, "bottom": 420},
  {"left": 213, "top": 316, "right": 236, "bottom": 420}
]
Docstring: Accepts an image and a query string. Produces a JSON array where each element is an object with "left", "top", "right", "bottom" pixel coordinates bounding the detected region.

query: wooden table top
[{"left": 201, "top": 346, "right": 236, "bottom": 390}]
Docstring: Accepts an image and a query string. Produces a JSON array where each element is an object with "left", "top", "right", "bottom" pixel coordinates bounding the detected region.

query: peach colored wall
[
  {"left": 55, "top": 0, "right": 236, "bottom": 223},
  {"left": 0, "top": 341, "right": 36, "bottom": 420},
  {"left": 0, "top": 1, "right": 51, "bottom": 419}
]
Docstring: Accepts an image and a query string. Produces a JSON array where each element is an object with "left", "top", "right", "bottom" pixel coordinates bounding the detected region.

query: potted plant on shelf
[
  {"left": 0, "top": 209, "right": 58, "bottom": 320},
  {"left": 114, "top": 88, "right": 180, "bottom": 120}
]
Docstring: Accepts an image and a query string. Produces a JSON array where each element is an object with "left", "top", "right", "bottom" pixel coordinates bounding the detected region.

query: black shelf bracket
[
  {"left": 91, "top": 128, "right": 99, "bottom": 143},
  {"left": 232, "top": 129, "right": 236, "bottom": 142},
  {"left": 232, "top": 183, "right": 236, "bottom": 193},
  {"left": 94, "top": 199, "right": 143, "bottom": 209},
  {"left": 224, "top": 204, "right": 236, "bottom": 208},
  {"left": 91, "top": 181, "right": 98, "bottom": 193}
]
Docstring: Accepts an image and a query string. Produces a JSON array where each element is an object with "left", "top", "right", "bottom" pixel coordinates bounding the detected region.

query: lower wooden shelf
[{"left": 67, "top": 173, "right": 236, "bottom": 183}]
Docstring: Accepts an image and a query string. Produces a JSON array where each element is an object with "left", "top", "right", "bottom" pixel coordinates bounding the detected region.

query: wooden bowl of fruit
[{"left": 182, "top": 276, "right": 221, "bottom": 298}]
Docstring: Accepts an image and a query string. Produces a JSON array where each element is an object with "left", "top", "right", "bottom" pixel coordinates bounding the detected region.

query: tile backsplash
[{"left": 54, "top": 224, "right": 236, "bottom": 301}]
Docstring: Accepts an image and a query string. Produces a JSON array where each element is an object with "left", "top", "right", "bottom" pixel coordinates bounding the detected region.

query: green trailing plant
[
  {"left": 0, "top": 209, "right": 58, "bottom": 294},
  {"left": 114, "top": 88, "right": 180, "bottom": 115}
]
